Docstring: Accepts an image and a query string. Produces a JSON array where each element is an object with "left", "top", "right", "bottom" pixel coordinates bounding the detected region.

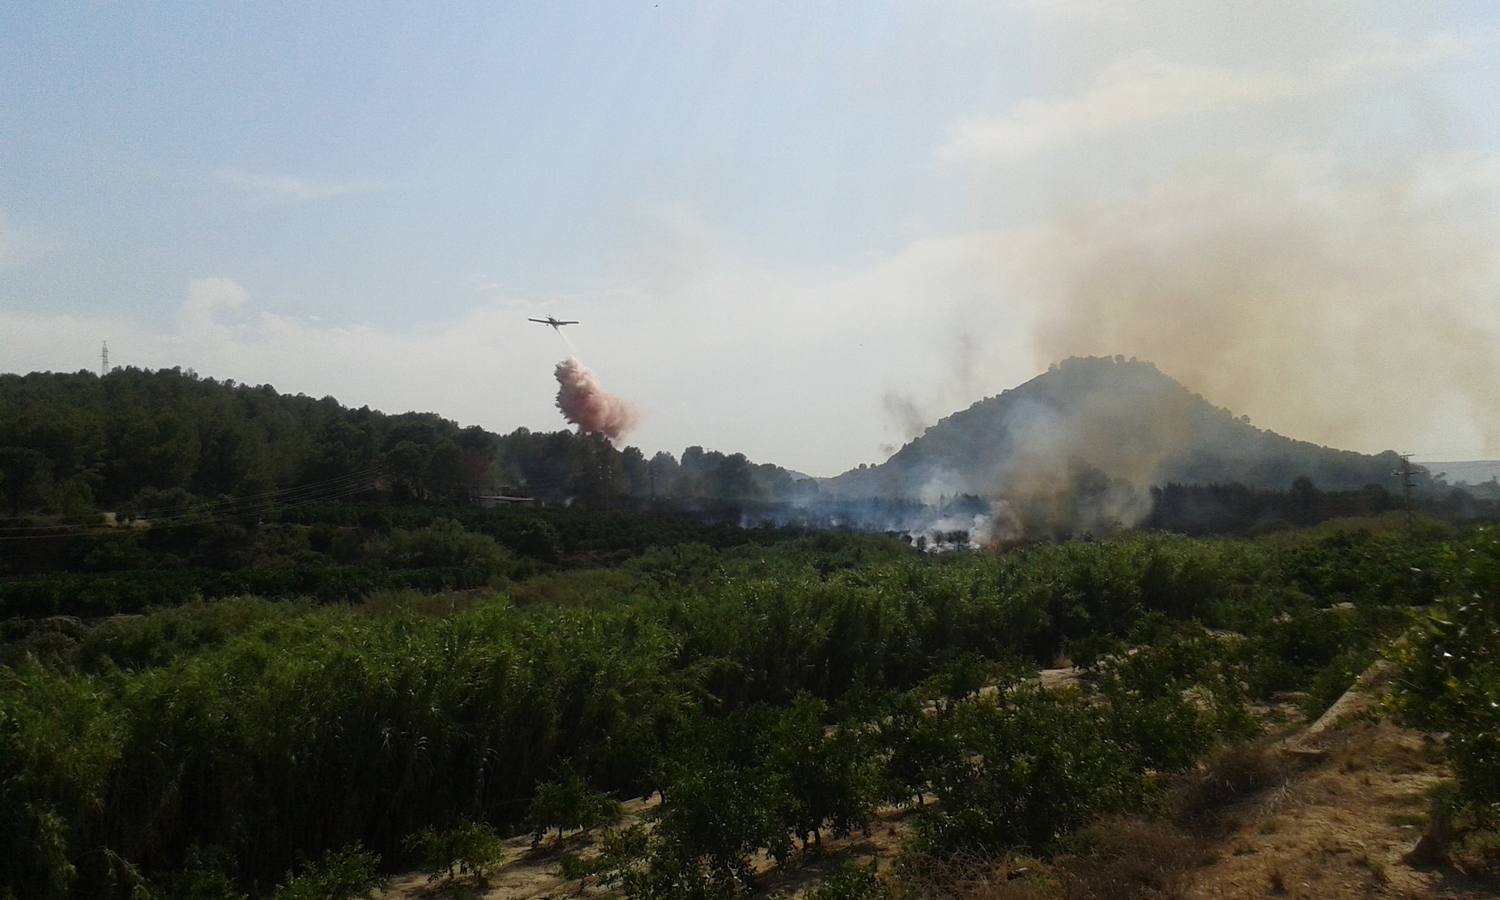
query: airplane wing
[
  {"left": 557, "top": 320, "right": 579, "bottom": 325},
  {"left": 528, "top": 318, "right": 548, "bottom": 324}
]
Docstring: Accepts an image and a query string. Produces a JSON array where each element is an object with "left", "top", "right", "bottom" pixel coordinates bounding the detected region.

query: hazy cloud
[
  {"left": 941, "top": 32, "right": 1479, "bottom": 162},
  {"left": 180, "top": 277, "right": 249, "bottom": 334}
]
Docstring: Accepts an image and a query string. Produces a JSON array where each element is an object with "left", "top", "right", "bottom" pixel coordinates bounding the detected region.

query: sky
[{"left": 3, "top": 1, "right": 1500, "bottom": 476}]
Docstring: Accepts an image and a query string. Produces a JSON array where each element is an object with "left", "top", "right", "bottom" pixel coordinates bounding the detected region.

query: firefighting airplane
[{"left": 528, "top": 316, "right": 579, "bottom": 331}]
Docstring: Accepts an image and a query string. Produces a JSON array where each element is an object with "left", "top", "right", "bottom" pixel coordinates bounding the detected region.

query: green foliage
[
  {"left": 1095, "top": 630, "right": 1256, "bottom": 772},
  {"left": 875, "top": 694, "right": 961, "bottom": 807},
  {"left": 525, "top": 763, "right": 621, "bottom": 844},
  {"left": 556, "top": 824, "right": 649, "bottom": 890},
  {"left": 0, "top": 524, "right": 1472, "bottom": 895},
  {"left": 0, "top": 368, "right": 813, "bottom": 522},
  {"left": 768, "top": 697, "right": 884, "bottom": 847},
  {"left": 0, "top": 446, "right": 53, "bottom": 516},
  {"left": 403, "top": 820, "right": 504, "bottom": 885},
  {"left": 150, "top": 846, "right": 245, "bottom": 900},
  {"left": 648, "top": 755, "right": 794, "bottom": 887},
  {"left": 0, "top": 663, "right": 125, "bottom": 899},
  {"left": 805, "top": 860, "right": 885, "bottom": 900},
  {"left": 1301, "top": 646, "right": 1377, "bottom": 720},
  {"left": 1393, "top": 528, "right": 1500, "bottom": 824},
  {"left": 914, "top": 690, "right": 1142, "bottom": 856},
  {"left": 271, "top": 844, "right": 385, "bottom": 900}
]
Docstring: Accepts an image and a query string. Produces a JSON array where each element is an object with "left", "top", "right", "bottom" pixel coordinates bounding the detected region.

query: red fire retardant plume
[{"left": 554, "top": 357, "right": 639, "bottom": 440}]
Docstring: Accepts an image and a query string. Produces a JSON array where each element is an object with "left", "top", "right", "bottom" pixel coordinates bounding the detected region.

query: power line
[
  {"left": 0, "top": 469, "right": 384, "bottom": 539},
  {"left": 0, "top": 479, "right": 373, "bottom": 537},
  {"left": 1393, "top": 453, "right": 1416, "bottom": 536},
  {"left": 0, "top": 480, "right": 377, "bottom": 541},
  {"left": 0, "top": 466, "right": 386, "bottom": 527}
]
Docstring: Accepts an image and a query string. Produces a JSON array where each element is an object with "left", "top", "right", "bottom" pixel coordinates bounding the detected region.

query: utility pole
[
  {"left": 1393, "top": 453, "right": 1416, "bottom": 536},
  {"left": 100, "top": 341, "right": 109, "bottom": 377}
]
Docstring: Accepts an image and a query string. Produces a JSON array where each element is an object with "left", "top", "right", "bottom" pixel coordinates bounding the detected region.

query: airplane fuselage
[{"left": 529, "top": 316, "right": 578, "bottom": 330}]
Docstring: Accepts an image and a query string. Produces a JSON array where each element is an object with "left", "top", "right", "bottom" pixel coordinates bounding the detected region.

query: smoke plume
[
  {"left": 554, "top": 356, "right": 639, "bottom": 441},
  {"left": 1022, "top": 158, "right": 1500, "bottom": 458}
]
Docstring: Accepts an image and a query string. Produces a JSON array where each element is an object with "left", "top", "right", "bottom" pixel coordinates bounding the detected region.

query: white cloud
[
  {"left": 215, "top": 168, "right": 374, "bottom": 205},
  {"left": 180, "top": 277, "right": 249, "bottom": 333},
  {"left": 940, "top": 31, "right": 1481, "bottom": 162}
]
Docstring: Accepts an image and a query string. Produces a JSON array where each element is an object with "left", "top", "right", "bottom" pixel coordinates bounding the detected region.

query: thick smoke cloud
[
  {"left": 1022, "top": 155, "right": 1500, "bottom": 457},
  {"left": 554, "top": 356, "right": 639, "bottom": 441}
]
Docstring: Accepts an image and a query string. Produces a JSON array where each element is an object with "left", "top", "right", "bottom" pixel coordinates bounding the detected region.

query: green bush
[
  {"left": 1393, "top": 529, "right": 1500, "bottom": 824},
  {"left": 914, "top": 690, "right": 1142, "bottom": 856},
  {"left": 525, "top": 764, "right": 621, "bottom": 845},
  {"left": 805, "top": 860, "right": 885, "bottom": 900},
  {"left": 403, "top": 820, "right": 504, "bottom": 885},
  {"left": 271, "top": 844, "right": 385, "bottom": 900}
]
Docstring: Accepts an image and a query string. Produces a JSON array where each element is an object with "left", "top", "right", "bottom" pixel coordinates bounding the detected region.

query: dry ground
[{"left": 1180, "top": 717, "right": 1487, "bottom": 899}]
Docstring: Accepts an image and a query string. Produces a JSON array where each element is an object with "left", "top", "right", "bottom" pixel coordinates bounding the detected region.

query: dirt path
[
  {"left": 1179, "top": 663, "right": 1491, "bottom": 900},
  {"left": 1181, "top": 716, "right": 1490, "bottom": 899}
]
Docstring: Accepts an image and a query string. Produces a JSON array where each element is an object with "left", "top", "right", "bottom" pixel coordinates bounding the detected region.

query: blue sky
[{"left": 4, "top": 1, "right": 1500, "bottom": 474}]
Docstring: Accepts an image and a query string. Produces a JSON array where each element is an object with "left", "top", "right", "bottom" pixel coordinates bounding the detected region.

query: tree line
[{"left": 0, "top": 368, "right": 816, "bottom": 519}]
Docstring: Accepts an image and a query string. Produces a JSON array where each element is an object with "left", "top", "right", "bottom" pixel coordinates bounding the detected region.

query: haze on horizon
[{"left": 3, "top": 1, "right": 1499, "bottom": 477}]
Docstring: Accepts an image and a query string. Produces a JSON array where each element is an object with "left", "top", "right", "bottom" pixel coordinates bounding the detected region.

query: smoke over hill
[
  {"left": 824, "top": 357, "right": 1414, "bottom": 538},
  {"left": 1015, "top": 160, "right": 1500, "bottom": 459}
]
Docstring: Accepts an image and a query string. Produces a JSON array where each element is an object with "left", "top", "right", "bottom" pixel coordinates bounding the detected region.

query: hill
[
  {"left": 823, "top": 357, "right": 1416, "bottom": 534},
  {"left": 0, "top": 367, "right": 811, "bottom": 518}
]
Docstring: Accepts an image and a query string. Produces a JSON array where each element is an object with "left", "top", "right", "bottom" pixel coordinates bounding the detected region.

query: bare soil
[{"left": 1180, "top": 716, "right": 1491, "bottom": 899}]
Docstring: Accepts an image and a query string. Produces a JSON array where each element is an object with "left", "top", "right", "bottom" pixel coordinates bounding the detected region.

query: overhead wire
[
  {"left": 0, "top": 470, "right": 383, "bottom": 534},
  {"left": 0, "top": 470, "right": 385, "bottom": 540},
  {"left": 0, "top": 465, "right": 387, "bottom": 526}
]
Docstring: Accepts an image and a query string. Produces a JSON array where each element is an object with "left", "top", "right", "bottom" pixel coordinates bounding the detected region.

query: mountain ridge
[{"left": 823, "top": 356, "right": 1413, "bottom": 501}]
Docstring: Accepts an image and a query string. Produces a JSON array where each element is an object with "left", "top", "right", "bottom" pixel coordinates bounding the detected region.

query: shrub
[
  {"left": 1056, "top": 817, "right": 1216, "bottom": 899},
  {"left": 271, "top": 844, "right": 385, "bottom": 900},
  {"left": 402, "top": 820, "right": 504, "bottom": 885},
  {"left": 1392, "top": 530, "right": 1500, "bottom": 824},
  {"left": 1174, "top": 744, "right": 1286, "bottom": 829},
  {"left": 525, "top": 764, "right": 622, "bottom": 845},
  {"left": 151, "top": 846, "right": 245, "bottom": 900},
  {"left": 913, "top": 691, "right": 1142, "bottom": 857},
  {"left": 805, "top": 860, "right": 885, "bottom": 900},
  {"left": 556, "top": 824, "right": 648, "bottom": 891},
  {"left": 1301, "top": 647, "right": 1376, "bottom": 720}
]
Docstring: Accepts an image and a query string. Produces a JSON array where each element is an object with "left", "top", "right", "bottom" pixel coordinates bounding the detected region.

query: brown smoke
[
  {"left": 554, "top": 356, "right": 639, "bottom": 440},
  {"left": 1024, "top": 160, "right": 1500, "bottom": 458}
]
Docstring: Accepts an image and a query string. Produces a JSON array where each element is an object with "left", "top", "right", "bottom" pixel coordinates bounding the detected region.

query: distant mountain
[
  {"left": 823, "top": 357, "right": 1414, "bottom": 506},
  {"left": 1423, "top": 460, "right": 1500, "bottom": 486}
]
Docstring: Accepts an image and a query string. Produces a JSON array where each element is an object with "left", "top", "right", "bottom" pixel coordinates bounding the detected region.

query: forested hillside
[
  {"left": 824, "top": 357, "right": 1424, "bottom": 499},
  {"left": 0, "top": 367, "right": 814, "bottom": 518}
]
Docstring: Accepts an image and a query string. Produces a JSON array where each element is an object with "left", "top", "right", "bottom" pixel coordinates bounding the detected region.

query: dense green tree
[{"left": 0, "top": 447, "right": 51, "bottom": 516}]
